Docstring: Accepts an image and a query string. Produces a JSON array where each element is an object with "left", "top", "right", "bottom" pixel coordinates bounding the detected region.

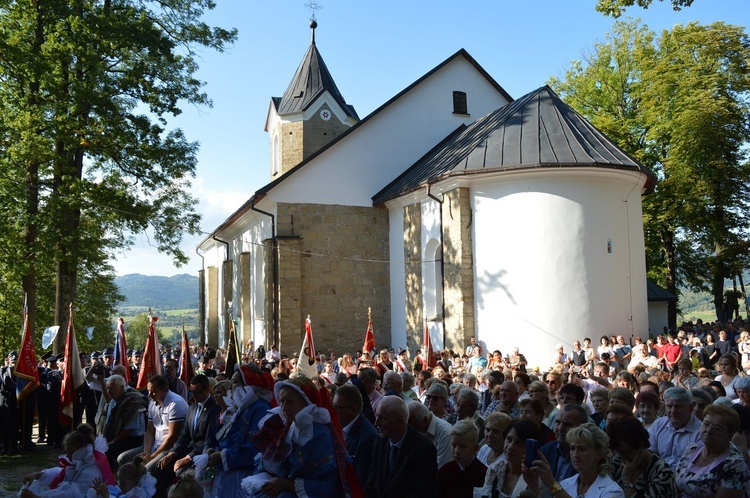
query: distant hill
[{"left": 115, "top": 274, "right": 199, "bottom": 309}]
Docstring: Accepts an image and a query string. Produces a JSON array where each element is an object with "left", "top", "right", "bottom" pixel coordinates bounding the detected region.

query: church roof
[
  {"left": 647, "top": 279, "right": 678, "bottom": 302},
  {"left": 373, "top": 85, "right": 655, "bottom": 204},
  {"left": 274, "top": 29, "right": 358, "bottom": 120}
]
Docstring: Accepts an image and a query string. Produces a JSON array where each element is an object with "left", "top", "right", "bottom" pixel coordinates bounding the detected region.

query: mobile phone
[{"left": 525, "top": 438, "right": 539, "bottom": 468}]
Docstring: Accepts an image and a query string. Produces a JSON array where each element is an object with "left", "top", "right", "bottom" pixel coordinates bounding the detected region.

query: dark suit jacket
[
  {"left": 365, "top": 426, "right": 437, "bottom": 498},
  {"left": 171, "top": 395, "right": 220, "bottom": 457},
  {"left": 345, "top": 414, "right": 378, "bottom": 486}
]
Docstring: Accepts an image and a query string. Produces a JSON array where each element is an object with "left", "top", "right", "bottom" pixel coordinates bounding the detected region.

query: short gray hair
[
  {"left": 664, "top": 386, "right": 693, "bottom": 405},
  {"left": 734, "top": 376, "right": 750, "bottom": 391},
  {"left": 107, "top": 374, "right": 127, "bottom": 390},
  {"left": 458, "top": 387, "right": 479, "bottom": 409}
]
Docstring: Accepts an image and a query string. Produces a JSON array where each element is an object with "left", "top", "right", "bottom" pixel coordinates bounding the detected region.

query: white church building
[{"left": 196, "top": 23, "right": 655, "bottom": 369}]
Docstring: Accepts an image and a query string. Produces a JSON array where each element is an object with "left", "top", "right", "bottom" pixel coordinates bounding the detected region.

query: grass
[{"left": 679, "top": 309, "right": 718, "bottom": 323}]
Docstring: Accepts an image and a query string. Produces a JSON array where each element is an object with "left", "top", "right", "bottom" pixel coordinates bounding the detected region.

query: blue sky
[{"left": 112, "top": 0, "right": 750, "bottom": 276}]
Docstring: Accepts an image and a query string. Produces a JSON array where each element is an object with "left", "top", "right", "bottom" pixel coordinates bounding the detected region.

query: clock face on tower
[{"left": 319, "top": 109, "right": 331, "bottom": 121}]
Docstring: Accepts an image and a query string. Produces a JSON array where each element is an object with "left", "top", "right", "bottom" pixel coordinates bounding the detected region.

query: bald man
[
  {"left": 365, "top": 396, "right": 437, "bottom": 498},
  {"left": 407, "top": 400, "right": 453, "bottom": 468}
]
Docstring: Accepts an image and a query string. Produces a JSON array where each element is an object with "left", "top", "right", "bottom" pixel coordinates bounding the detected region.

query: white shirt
[
  {"left": 426, "top": 413, "right": 454, "bottom": 468},
  {"left": 560, "top": 473, "right": 624, "bottom": 498}
]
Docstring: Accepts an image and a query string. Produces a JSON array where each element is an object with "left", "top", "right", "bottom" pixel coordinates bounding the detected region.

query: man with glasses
[
  {"left": 156, "top": 374, "right": 220, "bottom": 495},
  {"left": 425, "top": 383, "right": 450, "bottom": 420},
  {"left": 333, "top": 383, "right": 377, "bottom": 486}
]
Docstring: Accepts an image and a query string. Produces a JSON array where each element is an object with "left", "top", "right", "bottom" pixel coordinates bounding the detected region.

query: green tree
[
  {"left": 551, "top": 20, "right": 750, "bottom": 327},
  {"left": 0, "top": 1, "right": 236, "bottom": 351},
  {"left": 596, "top": 0, "right": 696, "bottom": 17}
]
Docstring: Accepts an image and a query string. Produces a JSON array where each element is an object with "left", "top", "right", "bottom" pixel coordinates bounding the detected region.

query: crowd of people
[{"left": 2, "top": 316, "right": 750, "bottom": 497}]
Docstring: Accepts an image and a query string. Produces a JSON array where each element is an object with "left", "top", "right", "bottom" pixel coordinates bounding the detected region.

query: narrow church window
[
  {"left": 453, "top": 91, "right": 468, "bottom": 115},
  {"left": 272, "top": 134, "right": 280, "bottom": 176}
]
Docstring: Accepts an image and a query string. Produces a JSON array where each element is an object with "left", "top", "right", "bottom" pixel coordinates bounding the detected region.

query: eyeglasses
[
  {"left": 332, "top": 404, "right": 353, "bottom": 410},
  {"left": 545, "top": 380, "right": 558, "bottom": 385}
]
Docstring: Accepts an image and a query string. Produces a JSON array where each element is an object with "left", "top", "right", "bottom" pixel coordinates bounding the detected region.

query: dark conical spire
[{"left": 275, "top": 22, "right": 358, "bottom": 119}]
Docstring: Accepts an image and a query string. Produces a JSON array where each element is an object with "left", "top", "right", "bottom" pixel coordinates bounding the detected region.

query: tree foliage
[
  {"left": 0, "top": 1, "right": 236, "bottom": 351},
  {"left": 596, "top": 0, "right": 696, "bottom": 17},
  {"left": 551, "top": 20, "right": 750, "bottom": 326}
]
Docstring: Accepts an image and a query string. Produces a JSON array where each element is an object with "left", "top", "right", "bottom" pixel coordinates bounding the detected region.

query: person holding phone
[{"left": 479, "top": 419, "right": 540, "bottom": 497}]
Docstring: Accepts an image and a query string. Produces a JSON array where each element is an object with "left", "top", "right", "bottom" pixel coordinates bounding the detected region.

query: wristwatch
[{"left": 550, "top": 482, "right": 563, "bottom": 495}]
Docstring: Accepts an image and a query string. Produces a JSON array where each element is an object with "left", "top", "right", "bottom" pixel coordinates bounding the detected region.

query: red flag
[
  {"left": 16, "top": 308, "right": 40, "bottom": 401},
  {"left": 362, "top": 311, "right": 376, "bottom": 355},
  {"left": 60, "top": 307, "right": 85, "bottom": 426},
  {"left": 137, "top": 313, "right": 162, "bottom": 389},
  {"left": 297, "top": 315, "right": 318, "bottom": 378},
  {"left": 179, "top": 325, "right": 194, "bottom": 387},
  {"left": 115, "top": 317, "right": 130, "bottom": 384},
  {"left": 422, "top": 322, "right": 436, "bottom": 369}
]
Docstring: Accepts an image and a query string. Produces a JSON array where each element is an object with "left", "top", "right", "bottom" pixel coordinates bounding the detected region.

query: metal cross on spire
[
  {"left": 306, "top": 1, "right": 322, "bottom": 22},
  {"left": 306, "top": 1, "right": 322, "bottom": 43}
]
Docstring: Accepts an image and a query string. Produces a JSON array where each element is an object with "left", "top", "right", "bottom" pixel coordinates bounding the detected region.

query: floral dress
[
  {"left": 675, "top": 442, "right": 750, "bottom": 497},
  {"left": 611, "top": 453, "right": 676, "bottom": 497}
]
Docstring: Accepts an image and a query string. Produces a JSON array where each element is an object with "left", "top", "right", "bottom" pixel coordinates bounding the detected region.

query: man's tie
[
  {"left": 193, "top": 403, "right": 202, "bottom": 431},
  {"left": 389, "top": 444, "right": 399, "bottom": 475}
]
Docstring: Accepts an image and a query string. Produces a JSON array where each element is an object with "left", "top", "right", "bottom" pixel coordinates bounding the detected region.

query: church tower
[{"left": 265, "top": 21, "right": 359, "bottom": 178}]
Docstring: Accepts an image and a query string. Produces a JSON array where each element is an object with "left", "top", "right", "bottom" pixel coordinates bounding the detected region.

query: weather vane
[{"left": 305, "top": 1, "right": 322, "bottom": 22}]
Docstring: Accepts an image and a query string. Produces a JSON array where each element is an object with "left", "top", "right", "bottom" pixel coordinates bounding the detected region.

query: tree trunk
[{"left": 661, "top": 228, "right": 678, "bottom": 330}]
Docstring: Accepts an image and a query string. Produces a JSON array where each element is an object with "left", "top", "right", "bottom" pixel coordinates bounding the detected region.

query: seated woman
[
  {"left": 606, "top": 417, "right": 675, "bottom": 497},
  {"left": 22, "top": 429, "right": 114, "bottom": 498},
  {"left": 477, "top": 412, "right": 512, "bottom": 468},
  {"left": 245, "top": 376, "right": 358, "bottom": 498},
  {"left": 525, "top": 422, "right": 624, "bottom": 497},
  {"left": 672, "top": 358, "right": 700, "bottom": 390},
  {"left": 204, "top": 364, "right": 275, "bottom": 498},
  {"left": 482, "top": 419, "right": 540, "bottom": 498},
  {"left": 518, "top": 399, "right": 555, "bottom": 444},
  {"left": 675, "top": 404, "right": 750, "bottom": 498}
]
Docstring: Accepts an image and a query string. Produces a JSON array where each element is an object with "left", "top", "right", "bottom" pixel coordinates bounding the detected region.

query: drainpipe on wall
[
  {"left": 250, "top": 199, "right": 278, "bottom": 349},
  {"left": 426, "top": 185, "right": 447, "bottom": 348}
]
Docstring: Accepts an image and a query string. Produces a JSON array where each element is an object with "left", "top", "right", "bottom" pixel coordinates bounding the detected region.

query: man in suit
[
  {"left": 333, "top": 383, "right": 378, "bottom": 487},
  {"left": 155, "top": 374, "right": 219, "bottom": 495},
  {"left": 365, "top": 395, "right": 437, "bottom": 498}
]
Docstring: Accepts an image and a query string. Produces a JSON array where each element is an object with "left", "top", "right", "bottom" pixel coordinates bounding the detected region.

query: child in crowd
[
  {"left": 437, "top": 420, "right": 487, "bottom": 498},
  {"left": 89, "top": 456, "right": 157, "bottom": 498}
]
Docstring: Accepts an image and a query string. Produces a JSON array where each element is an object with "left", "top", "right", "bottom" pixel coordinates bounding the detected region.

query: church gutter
[
  {"left": 426, "top": 185, "right": 447, "bottom": 348},
  {"left": 250, "top": 199, "right": 279, "bottom": 349}
]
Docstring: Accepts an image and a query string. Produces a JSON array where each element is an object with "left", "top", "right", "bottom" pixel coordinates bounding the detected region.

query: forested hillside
[{"left": 115, "top": 274, "right": 198, "bottom": 309}]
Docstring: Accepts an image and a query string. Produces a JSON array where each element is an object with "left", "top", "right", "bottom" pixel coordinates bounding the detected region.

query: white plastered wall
[{"left": 471, "top": 170, "right": 649, "bottom": 370}]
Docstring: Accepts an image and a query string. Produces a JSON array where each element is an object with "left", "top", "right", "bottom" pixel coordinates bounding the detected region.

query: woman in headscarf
[
  {"left": 245, "top": 376, "right": 361, "bottom": 498},
  {"left": 203, "top": 363, "right": 275, "bottom": 498}
]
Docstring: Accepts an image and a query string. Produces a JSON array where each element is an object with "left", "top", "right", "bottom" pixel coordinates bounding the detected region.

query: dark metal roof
[
  {"left": 373, "top": 85, "right": 655, "bottom": 204},
  {"left": 275, "top": 41, "right": 358, "bottom": 120},
  {"left": 647, "top": 279, "right": 678, "bottom": 302}
]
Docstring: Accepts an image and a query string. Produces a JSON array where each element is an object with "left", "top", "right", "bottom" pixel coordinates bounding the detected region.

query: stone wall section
[
  {"left": 222, "top": 260, "right": 233, "bottom": 347},
  {"left": 275, "top": 202, "right": 390, "bottom": 355},
  {"left": 277, "top": 104, "right": 351, "bottom": 176},
  {"left": 442, "top": 188, "right": 475, "bottom": 351},
  {"left": 207, "top": 266, "right": 219, "bottom": 347},
  {"left": 403, "top": 203, "right": 423, "bottom": 352},
  {"left": 239, "top": 252, "right": 252, "bottom": 347},
  {"left": 276, "top": 236, "right": 302, "bottom": 355}
]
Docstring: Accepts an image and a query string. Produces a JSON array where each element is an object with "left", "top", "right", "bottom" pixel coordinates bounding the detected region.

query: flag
[
  {"left": 85, "top": 326, "right": 95, "bottom": 340},
  {"left": 362, "top": 308, "right": 376, "bottom": 355},
  {"left": 16, "top": 308, "right": 40, "bottom": 401},
  {"left": 225, "top": 318, "right": 240, "bottom": 374},
  {"left": 60, "top": 306, "right": 85, "bottom": 426},
  {"left": 422, "top": 322, "right": 436, "bottom": 369},
  {"left": 178, "top": 325, "right": 194, "bottom": 387},
  {"left": 137, "top": 313, "right": 162, "bottom": 389},
  {"left": 114, "top": 317, "right": 129, "bottom": 384},
  {"left": 297, "top": 315, "right": 318, "bottom": 378},
  {"left": 42, "top": 325, "right": 60, "bottom": 349}
]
